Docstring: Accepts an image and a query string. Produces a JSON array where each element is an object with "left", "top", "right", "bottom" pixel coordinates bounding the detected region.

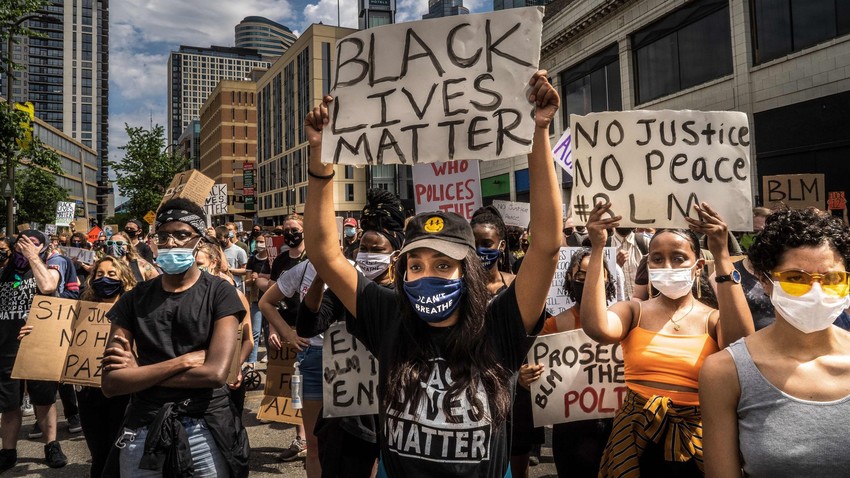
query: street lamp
[{"left": 4, "top": 12, "right": 62, "bottom": 233}]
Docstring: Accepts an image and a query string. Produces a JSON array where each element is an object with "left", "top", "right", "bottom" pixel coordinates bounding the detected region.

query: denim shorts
[
  {"left": 297, "top": 346, "right": 323, "bottom": 401},
  {"left": 118, "top": 416, "right": 227, "bottom": 477}
]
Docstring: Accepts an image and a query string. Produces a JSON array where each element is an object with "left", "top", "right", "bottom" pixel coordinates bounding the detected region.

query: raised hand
[
  {"left": 304, "top": 95, "right": 333, "bottom": 149},
  {"left": 585, "top": 202, "right": 621, "bottom": 248},
  {"left": 686, "top": 202, "right": 729, "bottom": 256},
  {"left": 529, "top": 70, "right": 559, "bottom": 130}
]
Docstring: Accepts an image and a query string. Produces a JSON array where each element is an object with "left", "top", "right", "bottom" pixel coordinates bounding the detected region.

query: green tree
[
  {"left": 110, "top": 123, "right": 190, "bottom": 219},
  {"left": 14, "top": 138, "right": 69, "bottom": 225}
]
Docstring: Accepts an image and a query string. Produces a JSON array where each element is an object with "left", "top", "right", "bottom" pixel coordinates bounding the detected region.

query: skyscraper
[
  {"left": 235, "top": 16, "right": 297, "bottom": 61},
  {"left": 166, "top": 45, "right": 269, "bottom": 145},
  {"left": 1, "top": 0, "right": 110, "bottom": 224},
  {"left": 493, "top": 0, "right": 547, "bottom": 10},
  {"left": 359, "top": 0, "right": 396, "bottom": 29},
  {"left": 423, "top": 0, "right": 469, "bottom": 19}
]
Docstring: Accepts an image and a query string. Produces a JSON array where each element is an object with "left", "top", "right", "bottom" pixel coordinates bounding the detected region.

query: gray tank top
[{"left": 728, "top": 339, "right": 850, "bottom": 477}]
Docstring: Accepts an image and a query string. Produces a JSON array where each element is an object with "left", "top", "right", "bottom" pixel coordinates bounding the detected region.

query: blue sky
[{"left": 108, "top": 0, "right": 491, "bottom": 176}]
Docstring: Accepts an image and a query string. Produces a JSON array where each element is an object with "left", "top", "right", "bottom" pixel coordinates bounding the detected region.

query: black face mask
[
  {"left": 70, "top": 241, "right": 83, "bottom": 248},
  {"left": 570, "top": 280, "right": 585, "bottom": 304},
  {"left": 284, "top": 230, "right": 303, "bottom": 248},
  {"left": 124, "top": 229, "right": 138, "bottom": 239},
  {"left": 0, "top": 250, "right": 8, "bottom": 263},
  {"left": 615, "top": 228, "right": 632, "bottom": 237}
]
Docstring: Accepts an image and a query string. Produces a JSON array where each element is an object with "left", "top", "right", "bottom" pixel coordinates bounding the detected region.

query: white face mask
[
  {"left": 649, "top": 265, "right": 696, "bottom": 299},
  {"left": 356, "top": 252, "right": 392, "bottom": 280},
  {"left": 771, "top": 281, "right": 850, "bottom": 334}
]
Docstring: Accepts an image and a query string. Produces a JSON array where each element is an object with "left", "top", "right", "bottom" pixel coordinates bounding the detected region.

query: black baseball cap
[{"left": 399, "top": 211, "right": 475, "bottom": 261}]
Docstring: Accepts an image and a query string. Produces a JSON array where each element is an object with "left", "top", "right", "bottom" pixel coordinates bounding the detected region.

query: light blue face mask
[{"left": 157, "top": 247, "right": 197, "bottom": 274}]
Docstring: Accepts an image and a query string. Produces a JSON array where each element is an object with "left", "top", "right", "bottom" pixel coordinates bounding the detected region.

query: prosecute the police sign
[
  {"left": 322, "top": 7, "right": 543, "bottom": 165},
  {"left": 569, "top": 110, "right": 753, "bottom": 230}
]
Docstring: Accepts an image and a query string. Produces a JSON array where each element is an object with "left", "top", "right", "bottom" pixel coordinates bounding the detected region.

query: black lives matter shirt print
[
  {"left": 0, "top": 272, "right": 39, "bottom": 360},
  {"left": 350, "top": 274, "right": 541, "bottom": 477}
]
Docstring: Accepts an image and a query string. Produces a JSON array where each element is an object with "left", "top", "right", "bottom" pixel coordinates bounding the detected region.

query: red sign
[
  {"left": 828, "top": 191, "right": 846, "bottom": 210},
  {"left": 243, "top": 187, "right": 255, "bottom": 196},
  {"left": 86, "top": 226, "right": 102, "bottom": 244},
  {"left": 243, "top": 162, "right": 254, "bottom": 171}
]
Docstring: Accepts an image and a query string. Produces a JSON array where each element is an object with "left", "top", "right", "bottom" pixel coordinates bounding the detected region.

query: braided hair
[{"left": 360, "top": 188, "right": 406, "bottom": 249}]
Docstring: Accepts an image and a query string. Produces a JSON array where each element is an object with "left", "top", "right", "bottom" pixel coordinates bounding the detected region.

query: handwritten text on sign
[
  {"left": 762, "top": 174, "right": 824, "bottom": 210},
  {"left": 55, "top": 201, "right": 76, "bottom": 227},
  {"left": 569, "top": 110, "right": 753, "bottom": 230},
  {"left": 527, "top": 329, "right": 627, "bottom": 427},
  {"left": 546, "top": 247, "right": 619, "bottom": 316},
  {"left": 205, "top": 183, "right": 228, "bottom": 217},
  {"left": 413, "top": 160, "right": 482, "bottom": 220},
  {"left": 323, "top": 7, "right": 543, "bottom": 165},
  {"left": 257, "top": 344, "right": 303, "bottom": 425},
  {"left": 322, "top": 323, "right": 379, "bottom": 418}
]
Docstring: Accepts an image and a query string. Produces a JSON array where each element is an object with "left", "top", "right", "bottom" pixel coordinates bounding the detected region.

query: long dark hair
[
  {"left": 647, "top": 229, "right": 717, "bottom": 307},
  {"left": 387, "top": 248, "right": 512, "bottom": 426},
  {"left": 564, "top": 248, "right": 616, "bottom": 302}
]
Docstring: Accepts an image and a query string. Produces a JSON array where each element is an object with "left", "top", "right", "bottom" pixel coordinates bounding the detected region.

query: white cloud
[{"left": 302, "top": 0, "right": 358, "bottom": 29}]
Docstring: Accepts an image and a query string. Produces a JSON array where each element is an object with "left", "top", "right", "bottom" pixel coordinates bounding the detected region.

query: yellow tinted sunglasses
[{"left": 770, "top": 270, "right": 850, "bottom": 298}]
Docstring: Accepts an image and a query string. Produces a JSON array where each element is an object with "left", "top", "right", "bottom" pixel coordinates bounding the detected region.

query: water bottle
[{"left": 291, "top": 362, "right": 303, "bottom": 409}]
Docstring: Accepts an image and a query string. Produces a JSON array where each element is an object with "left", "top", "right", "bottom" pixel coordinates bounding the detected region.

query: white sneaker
[{"left": 21, "top": 394, "right": 34, "bottom": 417}]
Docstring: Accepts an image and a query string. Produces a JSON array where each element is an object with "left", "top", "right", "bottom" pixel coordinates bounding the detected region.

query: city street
[{"left": 5, "top": 350, "right": 558, "bottom": 477}]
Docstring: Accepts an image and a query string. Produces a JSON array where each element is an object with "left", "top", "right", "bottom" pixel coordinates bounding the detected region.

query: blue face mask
[
  {"left": 476, "top": 247, "right": 501, "bottom": 270},
  {"left": 403, "top": 276, "right": 464, "bottom": 323},
  {"left": 157, "top": 247, "right": 196, "bottom": 274},
  {"left": 92, "top": 277, "right": 123, "bottom": 298}
]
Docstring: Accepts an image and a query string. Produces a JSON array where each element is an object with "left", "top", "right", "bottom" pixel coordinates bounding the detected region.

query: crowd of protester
[{"left": 0, "top": 70, "right": 847, "bottom": 478}]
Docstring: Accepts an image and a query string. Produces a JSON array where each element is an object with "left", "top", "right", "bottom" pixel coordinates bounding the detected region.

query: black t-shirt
[
  {"left": 350, "top": 274, "right": 543, "bottom": 477},
  {"left": 135, "top": 241, "right": 154, "bottom": 263},
  {"left": 247, "top": 254, "right": 272, "bottom": 300},
  {"left": 270, "top": 251, "right": 306, "bottom": 282},
  {"left": 106, "top": 272, "right": 245, "bottom": 403}
]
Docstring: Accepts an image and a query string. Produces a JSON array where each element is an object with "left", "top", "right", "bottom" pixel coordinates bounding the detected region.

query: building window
[
  {"left": 346, "top": 184, "right": 355, "bottom": 201},
  {"left": 345, "top": 165, "right": 354, "bottom": 179},
  {"left": 751, "top": 0, "right": 850, "bottom": 65},
  {"left": 560, "top": 44, "right": 622, "bottom": 125},
  {"left": 632, "top": 0, "right": 733, "bottom": 104}
]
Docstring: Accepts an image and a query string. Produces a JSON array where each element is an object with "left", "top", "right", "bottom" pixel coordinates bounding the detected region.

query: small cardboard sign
[
  {"left": 413, "top": 160, "right": 482, "bottom": 220},
  {"left": 55, "top": 201, "right": 76, "bottom": 227},
  {"left": 527, "top": 329, "right": 627, "bottom": 427},
  {"left": 204, "top": 183, "right": 228, "bottom": 217},
  {"left": 828, "top": 191, "right": 846, "bottom": 211},
  {"left": 226, "top": 326, "right": 243, "bottom": 385},
  {"left": 322, "top": 323, "right": 379, "bottom": 418},
  {"left": 62, "top": 302, "right": 113, "bottom": 387},
  {"left": 17, "top": 223, "right": 31, "bottom": 233},
  {"left": 762, "top": 174, "right": 825, "bottom": 210},
  {"left": 256, "top": 344, "right": 303, "bottom": 425},
  {"left": 159, "top": 170, "right": 216, "bottom": 211},
  {"left": 72, "top": 218, "right": 88, "bottom": 233}
]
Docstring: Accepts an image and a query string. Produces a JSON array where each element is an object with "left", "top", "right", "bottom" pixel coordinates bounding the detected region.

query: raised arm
[
  {"left": 580, "top": 202, "right": 635, "bottom": 344},
  {"left": 513, "top": 71, "right": 563, "bottom": 334},
  {"left": 686, "top": 202, "right": 754, "bottom": 348},
  {"left": 303, "top": 96, "right": 360, "bottom": 317}
]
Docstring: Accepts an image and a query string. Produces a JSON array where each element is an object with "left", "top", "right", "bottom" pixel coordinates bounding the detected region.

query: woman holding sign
[
  {"left": 700, "top": 208, "right": 850, "bottom": 477},
  {"left": 581, "top": 201, "right": 753, "bottom": 476},
  {"left": 302, "top": 70, "right": 562, "bottom": 477}
]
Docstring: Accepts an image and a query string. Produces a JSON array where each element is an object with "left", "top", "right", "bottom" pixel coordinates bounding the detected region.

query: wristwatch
[{"left": 715, "top": 270, "right": 742, "bottom": 284}]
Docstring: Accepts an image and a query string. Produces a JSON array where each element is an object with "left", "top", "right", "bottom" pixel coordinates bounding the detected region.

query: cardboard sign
[
  {"left": 55, "top": 201, "right": 76, "bottom": 227},
  {"left": 204, "top": 184, "right": 228, "bottom": 217},
  {"left": 17, "top": 223, "right": 31, "bottom": 233},
  {"left": 322, "top": 323, "right": 379, "bottom": 418},
  {"left": 45, "top": 224, "right": 57, "bottom": 236},
  {"left": 322, "top": 7, "right": 544, "bottom": 165},
  {"left": 159, "top": 170, "right": 216, "bottom": 210},
  {"left": 569, "top": 110, "right": 753, "bottom": 230},
  {"left": 762, "top": 174, "right": 825, "bottom": 210},
  {"left": 527, "top": 329, "right": 627, "bottom": 426},
  {"left": 226, "top": 326, "right": 243, "bottom": 385},
  {"left": 552, "top": 128, "right": 573, "bottom": 177},
  {"left": 828, "top": 191, "right": 846, "bottom": 211},
  {"left": 413, "top": 160, "right": 482, "bottom": 219},
  {"left": 72, "top": 218, "right": 88, "bottom": 233},
  {"left": 257, "top": 344, "right": 303, "bottom": 425},
  {"left": 546, "top": 247, "right": 620, "bottom": 316},
  {"left": 59, "top": 246, "right": 96, "bottom": 265},
  {"left": 61, "top": 302, "right": 113, "bottom": 386},
  {"left": 12, "top": 297, "right": 81, "bottom": 382}
]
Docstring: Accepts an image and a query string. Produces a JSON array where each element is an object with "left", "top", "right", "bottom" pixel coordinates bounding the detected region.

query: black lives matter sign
[
  {"left": 569, "top": 110, "right": 753, "bottom": 230},
  {"left": 323, "top": 7, "right": 543, "bottom": 166}
]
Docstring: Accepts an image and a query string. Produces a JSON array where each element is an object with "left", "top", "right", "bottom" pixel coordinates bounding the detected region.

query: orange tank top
[{"left": 621, "top": 303, "right": 719, "bottom": 393}]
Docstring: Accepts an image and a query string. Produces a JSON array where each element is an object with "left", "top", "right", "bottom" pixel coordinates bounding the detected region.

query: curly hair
[
  {"left": 563, "top": 248, "right": 616, "bottom": 302},
  {"left": 387, "top": 248, "right": 512, "bottom": 426},
  {"left": 80, "top": 256, "right": 137, "bottom": 301},
  {"left": 748, "top": 208, "right": 850, "bottom": 277}
]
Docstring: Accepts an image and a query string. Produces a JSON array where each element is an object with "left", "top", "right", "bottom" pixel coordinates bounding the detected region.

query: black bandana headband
[{"left": 154, "top": 209, "right": 207, "bottom": 237}]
